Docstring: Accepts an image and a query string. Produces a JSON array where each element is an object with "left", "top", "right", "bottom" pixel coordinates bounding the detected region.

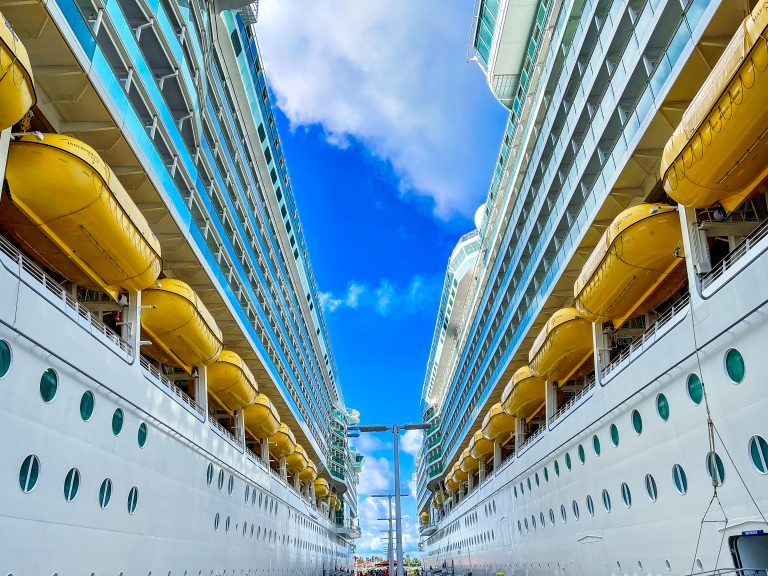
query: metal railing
[
  {"left": 208, "top": 409, "right": 241, "bottom": 446},
  {"left": 702, "top": 218, "right": 768, "bottom": 289},
  {"left": 601, "top": 293, "right": 691, "bottom": 380},
  {"left": 551, "top": 375, "right": 596, "bottom": 424},
  {"left": 139, "top": 357, "right": 203, "bottom": 415},
  {"left": 0, "top": 234, "right": 133, "bottom": 359},
  {"left": 518, "top": 423, "right": 546, "bottom": 452},
  {"left": 688, "top": 569, "right": 766, "bottom": 576}
]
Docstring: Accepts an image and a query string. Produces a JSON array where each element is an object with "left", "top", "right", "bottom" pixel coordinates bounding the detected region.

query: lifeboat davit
[
  {"left": 469, "top": 430, "right": 493, "bottom": 461},
  {"left": 207, "top": 350, "right": 258, "bottom": 413},
  {"left": 141, "top": 279, "right": 223, "bottom": 372},
  {"left": 420, "top": 511, "right": 429, "bottom": 524},
  {"left": 244, "top": 393, "right": 280, "bottom": 438},
  {"left": 0, "top": 14, "right": 36, "bottom": 130},
  {"left": 660, "top": 2, "right": 768, "bottom": 212},
  {"left": 529, "top": 308, "right": 593, "bottom": 384},
  {"left": 460, "top": 447, "right": 479, "bottom": 473},
  {"left": 286, "top": 444, "right": 308, "bottom": 473},
  {"left": 299, "top": 459, "right": 318, "bottom": 482},
  {"left": 482, "top": 403, "right": 515, "bottom": 441},
  {"left": 574, "top": 204, "right": 685, "bottom": 328},
  {"left": 502, "top": 366, "right": 545, "bottom": 420},
  {"left": 268, "top": 422, "right": 296, "bottom": 459},
  {"left": 0, "top": 135, "right": 162, "bottom": 300},
  {"left": 314, "top": 477, "right": 330, "bottom": 498}
]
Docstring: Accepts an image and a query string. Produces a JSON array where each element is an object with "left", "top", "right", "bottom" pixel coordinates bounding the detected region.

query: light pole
[
  {"left": 361, "top": 423, "right": 430, "bottom": 576},
  {"left": 371, "top": 493, "right": 408, "bottom": 576}
]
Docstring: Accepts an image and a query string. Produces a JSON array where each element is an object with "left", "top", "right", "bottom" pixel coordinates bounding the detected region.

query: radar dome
[{"left": 473, "top": 203, "right": 486, "bottom": 229}]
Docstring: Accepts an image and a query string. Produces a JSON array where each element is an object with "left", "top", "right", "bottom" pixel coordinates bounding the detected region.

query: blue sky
[{"left": 257, "top": 0, "right": 507, "bottom": 555}]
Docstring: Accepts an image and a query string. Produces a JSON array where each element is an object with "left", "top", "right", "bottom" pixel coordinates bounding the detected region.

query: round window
[
  {"left": 560, "top": 504, "right": 567, "bottom": 523},
  {"left": 610, "top": 423, "right": 619, "bottom": 447},
  {"left": 112, "top": 408, "right": 124, "bottom": 436},
  {"left": 578, "top": 444, "right": 585, "bottom": 464},
  {"left": 656, "top": 393, "right": 670, "bottom": 421},
  {"left": 706, "top": 452, "right": 726, "bottom": 486},
  {"left": 40, "top": 368, "right": 58, "bottom": 403},
  {"left": 554, "top": 460, "right": 560, "bottom": 476},
  {"left": 602, "top": 489, "right": 611, "bottom": 512},
  {"left": 621, "top": 482, "right": 632, "bottom": 508},
  {"left": 673, "top": 464, "right": 688, "bottom": 494},
  {"left": 228, "top": 475, "right": 234, "bottom": 495},
  {"left": 99, "top": 478, "right": 112, "bottom": 509},
  {"left": 127, "top": 486, "right": 139, "bottom": 514},
  {"left": 549, "top": 508, "right": 555, "bottom": 525},
  {"left": 749, "top": 435, "right": 768, "bottom": 474},
  {"left": 645, "top": 474, "right": 658, "bottom": 502},
  {"left": 725, "top": 349, "right": 745, "bottom": 383},
  {"left": 19, "top": 454, "right": 40, "bottom": 493},
  {"left": 572, "top": 500, "right": 579, "bottom": 520},
  {"left": 565, "top": 453, "right": 572, "bottom": 470},
  {"left": 543, "top": 467, "right": 549, "bottom": 482},
  {"left": 0, "top": 339, "right": 11, "bottom": 378},
  {"left": 137, "top": 422, "right": 148, "bottom": 448},
  {"left": 527, "top": 477, "right": 531, "bottom": 491},
  {"left": 535, "top": 472, "right": 540, "bottom": 486},
  {"left": 80, "top": 390, "right": 95, "bottom": 421},
  {"left": 206, "top": 463, "right": 214, "bottom": 486},
  {"left": 631, "top": 410, "right": 643, "bottom": 435},
  {"left": 593, "top": 435, "right": 601, "bottom": 456},
  {"left": 586, "top": 495, "right": 594, "bottom": 516},
  {"left": 64, "top": 468, "right": 80, "bottom": 502},
  {"left": 218, "top": 469, "right": 224, "bottom": 491},
  {"left": 687, "top": 373, "right": 703, "bottom": 405},
  {"left": 214, "top": 512, "right": 220, "bottom": 531}
]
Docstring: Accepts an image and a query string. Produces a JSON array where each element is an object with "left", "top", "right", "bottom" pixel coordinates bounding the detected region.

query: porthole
[
  {"left": 214, "top": 513, "right": 220, "bottom": 531},
  {"left": 99, "top": 478, "right": 112, "bottom": 509},
  {"left": 64, "top": 468, "right": 80, "bottom": 502},
  {"left": 631, "top": 410, "right": 643, "bottom": 435},
  {"left": 673, "top": 464, "right": 688, "bottom": 494},
  {"left": 527, "top": 477, "right": 531, "bottom": 491},
  {"left": 586, "top": 495, "right": 594, "bottom": 516},
  {"left": 137, "top": 422, "right": 148, "bottom": 448},
  {"left": 245, "top": 485, "right": 250, "bottom": 503},
  {"left": 218, "top": 470, "right": 224, "bottom": 491},
  {"left": 127, "top": 486, "right": 139, "bottom": 514},
  {"left": 610, "top": 423, "right": 619, "bottom": 446},
  {"left": 112, "top": 408, "right": 124, "bottom": 436},
  {"left": 560, "top": 504, "right": 567, "bottom": 523},
  {"left": 80, "top": 391, "right": 95, "bottom": 421},
  {"left": 519, "top": 482, "right": 524, "bottom": 495},
  {"left": 593, "top": 435, "right": 601, "bottom": 456},
  {"left": 206, "top": 464, "right": 214, "bottom": 486},
  {"left": 687, "top": 373, "right": 703, "bottom": 405},
  {"left": 543, "top": 467, "right": 549, "bottom": 482},
  {"left": 40, "top": 368, "right": 58, "bottom": 403},
  {"left": 517, "top": 520, "right": 521, "bottom": 533},
  {"left": 513, "top": 485, "right": 517, "bottom": 498},
  {"left": 565, "top": 453, "right": 572, "bottom": 470},
  {"left": 535, "top": 472, "right": 540, "bottom": 486},
  {"left": 706, "top": 452, "right": 726, "bottom": 486},
  {"left": 19, "top": 454, "right": 40, "bottom": 493},
  {"left": 578, "top": 444, "right": 585, "bottom": 464},
  {"left": 524, "top": 517, "right": 528, "bottom": 532},
  {"left": 749, "top": 435, "right": 768, "bottom": 474},
  {"left": 0, "top": 339, "right": 10, "bottom": 378},
  {"left": 539, "top": 512, "right": 545, "bottom": 527},
  {"left": 251, "top": 489, "right": 257, "bottom": 506},
  {"left": 725, "top": 349, "right": 745, "bottom": 383},
  {"left": 572, "top": 500, "right": 579, "bottom": 520},
  {"left": 645, "top": 474, "right": 658, "bottom": 502},
  {"left": 602, "top": 489, "right": 611, "bottom": 512},
  {"left": 554, "top": 460, "right": 560, "bottom": 476},
  {"left": 656, "top": 393, "right": 670, "bottom": 422},
  {"left": 549, "top": 509, "right": 555, "bottom": 525},
  {"left": 228, "top": 475, "right": 234, "bottom": 495},
  {"left": 531, "top": 514, "right": 536, "bottom": 530},
  {"left": 621, "top": 482, "right": 632, "bottom": 507}
]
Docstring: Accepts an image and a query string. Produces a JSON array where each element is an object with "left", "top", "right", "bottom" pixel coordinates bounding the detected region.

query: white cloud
[
  {"left": 352, "top": 434, "right": 391, "bottom": 454},
  {"left": 256, "top": 0, "right": 503, "bottom": 219},
  {"left": 400, "top": 429, "right": 423, "bottom": 458},
  {"left": 319, "top": 274, "right": 441, "bottom": 315},
  {"left": 357, "top": 455, "right": 391, "bottom": 495}
]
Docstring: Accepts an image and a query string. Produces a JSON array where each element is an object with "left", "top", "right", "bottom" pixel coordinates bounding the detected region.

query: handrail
[
  {"left": 702, "top": 218, "right": 768, "bottom": 289},
  {"left": 0, "top": 233, "right": 134, "bottom": 359},
  {"left": 208, "top": 408, "right": 242, "bottom": 446},
  {"left": 550, "top": 375, "right": 596, "bottom": 425},
  {"left": 139, "top": 356, "right": 204, "bottom": 415}
]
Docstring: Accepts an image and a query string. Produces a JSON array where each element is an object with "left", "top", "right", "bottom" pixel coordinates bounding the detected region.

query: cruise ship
[
  {"left": 0, "top": 0, "right": 364, "bottom": 574},
  {"left": 417, "top": 0, "right": 768, "bottom": 574}
]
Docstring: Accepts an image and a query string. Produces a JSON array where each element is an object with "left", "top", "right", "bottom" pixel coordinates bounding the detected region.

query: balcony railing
[
  {"left": 701, "top": 218, "right": 768, "bottom": 289},
  {"left": 550, "top": 375, "right": 596, "bottom": 425},
  {"left": 140, "top": 356, "right": 204, "bottom": 415}
]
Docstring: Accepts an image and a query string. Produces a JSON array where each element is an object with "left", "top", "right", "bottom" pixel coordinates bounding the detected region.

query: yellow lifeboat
[
  {"left": 286, "top": 444, "right": 308, "bottom": 473},
  {"left": 244, "top": 393, "right": 280, "bottom": 438},
  {"left": 574, "top": 204, "right": 685, "bottom": 328},
  {"left": 0, "top": 134, "right": 162, "bottom": 300},
  {"left": 141, "top": 279, "right": 223, "bottom": 372},
  {"left": 469, "top": 430, "right": 493, "bottom": 461},
  {"left": 660, "top": 2, "right": 768, "bottom": 212},
  {"left": 453, "top": 461, "right": 468, "bottom": 482},
  {"left": 314, "top": 477, "right": 329, "bottom": 498},
  {"left": 445, "top": 473, "right": 459, "bottom": 492},
  {"left": 299, "top": 460, "right": 318, "bottom": 482},
  {"left": 502, "top": 366, "right": 545, "bottom": 420},
  {"left": 330, "top": 493, "right": 340, "bottom": 510},
  {"left": 432, "top": 498, "right": 439, "bottom": 510},
  {"left": 460, "top": 446, "right": 479, "bottom": 473},
  {"left": 207, "top": 350, "right": 258, "bottom": 413},
  {"left": 435, "top": 491, "right": 445, "bottom": 505},
  {"left": 268, "top": 422, "right": 296, "bottom": 459},
  {"left": 0, "top": 13, "right": 36, "bottom": 130},
  {"left": 529, "top": 308, "right": 593, "bottom": 384},
  {"left": 420, "top": 511, "right": 430, "bottom": 525},
  {"left": 482, "top": 403, "right": 516, "bottom": 441}
]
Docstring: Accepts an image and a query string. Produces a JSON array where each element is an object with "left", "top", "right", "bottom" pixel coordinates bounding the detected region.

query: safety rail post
[{"left": 195, "top": 365, "right": 208, "bottom": 421}]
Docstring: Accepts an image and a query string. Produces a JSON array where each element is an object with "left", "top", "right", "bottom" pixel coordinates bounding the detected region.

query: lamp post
[{"left": 361, "top": 423, "right": 430, "bottom": 576}]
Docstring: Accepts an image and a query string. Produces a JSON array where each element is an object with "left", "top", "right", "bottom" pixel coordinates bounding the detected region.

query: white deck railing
[{"left": 701, "top": 218, "right": 768, "bottom": 289}]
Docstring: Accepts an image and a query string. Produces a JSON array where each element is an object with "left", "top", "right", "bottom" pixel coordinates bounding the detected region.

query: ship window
[
  {"left": 245, "top": 485, "right": 250, "bottom": 503},
  {"left": 207, "top": 463, "right": 214, "bottom": 486},
  {"left": 687, "top": 374, "right": 703, "bottom": 405},
  {"left": 519, "top": 482, "right": 524, "bottom": 495},
  {"left": 524, "top": 517, "right": 528, "bottom": 531},
  {"left": 0, "top": 339, "right": 11, "bottom": 378},
  {"left": 513, "top": 485, "right": 517, "bottom": 498},
  {"left": 80, "top": 391, "right": 95, "bottom": 421},
  {"left": 549, "top": 508, "right": 555, "bottom": 524},
  {"left": 560, "top": 504, "right": 567, "bottom": 523},
  {"left": 725, "top": 349, "right": 745, "bottom": 383},
  {"left": 218, "top": 470, "right": 224, "bottom": 491},
  {"left": 749, "top": 435, "right": 768, "bottom": 474},
  {"left": 543, "top": 467, "right": 549, "bottom": 482},
  {"left": 539, "top": 512, "right": 545, "bottom": 528},
  {"left": 64, "top": 468, "right": 80, "bottom": 502},
  {"left": 565, "top": 453, "right": 572, "bottom": 470},
  {"left": 535, "top": 472, "right": 540, "bottom": 486},
  {"left": 40, "top": 368, "right": 58, "bottom": 403},
  {"left": 586, "top": 495, "right": 594, "bottom": 516},
  {"left": 673, "top": 464, "right": 688, "bottom": 494},
  {"left": 517, "top": 520, "right": 521, "bottom": 533},
  {"left": 610, "top": 424, "right": 619, "bottom": 447},
  {"left": 631, "top": 410, "right": 643, "bottom": 435},
  {"left": 531, "top": 514, "right": 536, "bottom": 530},
  {"left": 112, "top": 408, "right": 124, "bottom": 436},
  {"left": 127, "top": 486, "right": 139, "bottom": 514},
  {"left": 593, "top": 435, "right": 601, "bottom": 456},
  {"left": 252, "top": 489, "right": 257, "bottom": 506},
  {"left": 645, "top": 474, "right": 658, "bottom": 502},
  {"left": 602, "top": 489, "right": 611, "bottom": 512},
  {"left": 228, "top": 475, "right": 234, "bottom": 495},
  {"left": 621, "top": 482, "right": 632, "bottom": 507},
  {"left": 578, "top": 444, "right": 585, "bottom": 464},
  {"left": 572, "top": 500, "right": 579, "bottom": 520},
  {"left": 656, "top": 393, "right": 670, "bottom": 421},
  {"left": 527, "top": 477, "right": 531, "bottom": 491},
  {"left": 19, "top": 454, "right": 40, "bottom": 493},
  {"left": 554, "top": 460, "right": 560, "bottom": 476},
  {"left": 137, "top": 422, "right": 148, "bottom": 448},
  {"left": 706, "top": 452, "right": 725, "bottom": 486},
  {"left": 214, "top": 512, "right": 220, "bottom": 531},
  {"left": 99, "top": 478, "right": 112, "bottom": 509}
]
